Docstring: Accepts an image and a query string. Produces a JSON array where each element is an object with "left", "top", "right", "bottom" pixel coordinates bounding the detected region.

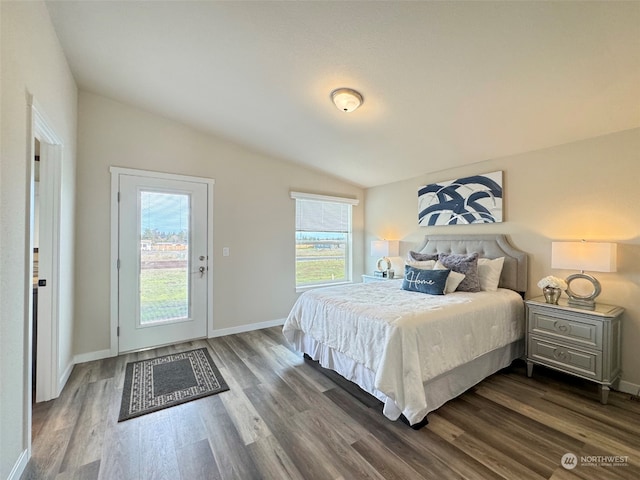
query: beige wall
[
  {"left": 0, "top": 2, "right": 77, "bottom": 478},
  {"left": 75, "top": 91, "right": 364, "bottom": 356},
  {"left": 365, "top": 128, "right": 640, "bottom": 389}
]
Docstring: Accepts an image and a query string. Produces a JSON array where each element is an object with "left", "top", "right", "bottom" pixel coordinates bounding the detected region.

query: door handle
[{"left": 191, "top": 266, "right": 206, "bottom": 277}]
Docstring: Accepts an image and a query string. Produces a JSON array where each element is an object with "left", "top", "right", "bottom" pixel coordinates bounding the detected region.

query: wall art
[{"left": 418, "top": 171, "right": 503, "bottom": 226}]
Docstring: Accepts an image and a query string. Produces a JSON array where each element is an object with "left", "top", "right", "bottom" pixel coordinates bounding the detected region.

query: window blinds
[{"left": 295, "top": 199, "right": 351, "bottom": 233}]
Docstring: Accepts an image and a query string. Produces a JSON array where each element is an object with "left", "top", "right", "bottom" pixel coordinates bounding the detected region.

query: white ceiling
[{"left": 46, "top": 1, "right": 640, "bottom": 188}]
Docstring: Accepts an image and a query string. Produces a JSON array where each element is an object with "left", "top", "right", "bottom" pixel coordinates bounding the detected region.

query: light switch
[{"left": 222, "top": 247, "right": 230, "bottom": 257}]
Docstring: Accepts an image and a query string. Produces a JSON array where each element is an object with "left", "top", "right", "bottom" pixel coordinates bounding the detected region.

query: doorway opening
[
  {"left": 110, "top": 168, "right": 215, "bottom": 354},
  {"left": 28, "top": 100, "right": 65, "bottom": 407},
  {"left": 31, "top": 141, "right": 40, "bottom": 399}
]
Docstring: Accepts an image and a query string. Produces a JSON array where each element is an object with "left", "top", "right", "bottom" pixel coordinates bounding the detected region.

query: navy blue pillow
[{"left": 402, "top": 265, "right": 450, "bottom": 295}]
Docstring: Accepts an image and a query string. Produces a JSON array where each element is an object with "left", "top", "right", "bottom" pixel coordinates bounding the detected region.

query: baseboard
[
  {"left": 73, "top": 348, "right": 113, "bottom": 365},
  {"left": 58, "top": 359, "right": 74, "bottom": 394},
  {"left": 74, "top": 321, "right": 285, "bottom": 362},
  {"left": 618, "top": 379, "right": 640, "bottom": 395},
  {"left": 8, "top": 449, "right": 29, "bottom": 480},
  {"left": 209, "top": 318, "right": 285, "bottom": 338}
]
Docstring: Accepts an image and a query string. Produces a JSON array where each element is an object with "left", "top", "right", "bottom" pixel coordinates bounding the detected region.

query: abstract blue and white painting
[{"left": 418, "top": 171, "right": 503, "bottom": 226}]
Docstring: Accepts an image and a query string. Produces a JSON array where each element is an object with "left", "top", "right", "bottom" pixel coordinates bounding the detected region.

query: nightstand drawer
[
  {"left": 528, "top": 336, "right": 601, "bottom": 380},
  {"left": 529, "top": 311, "right": 602, "bottom": 349}
]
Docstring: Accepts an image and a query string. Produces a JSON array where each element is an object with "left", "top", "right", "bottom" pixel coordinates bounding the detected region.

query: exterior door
[{"left": 117, "top": 173, "right": 209, "bottom": 352}]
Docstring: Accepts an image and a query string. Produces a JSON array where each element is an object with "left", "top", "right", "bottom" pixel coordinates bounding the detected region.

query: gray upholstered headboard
[{"left": 413, "top": 234, "right": 528, "bottom": 294}]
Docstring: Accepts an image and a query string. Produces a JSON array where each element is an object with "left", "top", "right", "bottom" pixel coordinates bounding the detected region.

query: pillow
[
  {"left": 402, "top": 265, "right": 450, "bottom": 295},
  {"left": 478, "top": 257, "right": 505, "bottom": 292},
  {"left": 407, "top": 251, "right": 438, "bottom": 262},
  {"left": 437, "top": 252, "right": 481, "bottom": 292},
  {"left": 434, "top": 260, "right": 466, "bottom": 293},
  {"left": 405, "top": 251, "right": 438, "bottom": 270},
  {"left": 406, "top": 259, "right": 436, "bottom": 270}
]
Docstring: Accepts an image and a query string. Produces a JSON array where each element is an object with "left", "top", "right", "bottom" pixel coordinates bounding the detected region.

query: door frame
[
  {"left": 109, "top": 167, "right": 215, "bottom": 355},
  {"left": 28, "top": 98, "right": 64, "bottom": 404}
]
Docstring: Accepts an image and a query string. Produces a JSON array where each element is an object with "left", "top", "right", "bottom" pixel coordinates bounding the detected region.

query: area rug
[{"left": 118, "top": 347, "right": 229, "bottom": 422}]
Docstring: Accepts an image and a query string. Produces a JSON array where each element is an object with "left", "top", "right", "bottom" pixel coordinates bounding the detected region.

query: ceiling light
[{"left": 331, "top": 88, "right": 363, "bottom": 113}]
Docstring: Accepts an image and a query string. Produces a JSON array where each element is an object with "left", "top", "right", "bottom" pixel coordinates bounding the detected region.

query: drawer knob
[
  {"left": 553, "top": 348, "right": 569, "bottom": 361},
  {"left": 554, "top": 321, "right": 569, "bottom": 333}
]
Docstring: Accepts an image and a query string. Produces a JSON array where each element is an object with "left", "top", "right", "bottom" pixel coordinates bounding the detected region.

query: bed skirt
[{"left": 289, "top": 330, "right": 524, "bottom": 425}]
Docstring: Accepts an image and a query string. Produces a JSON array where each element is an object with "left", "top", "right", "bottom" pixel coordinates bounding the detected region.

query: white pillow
[
  {"left": 477, "top": 257, "right": 505, "bottom": 291},
  {"left": 434, "top": 261, "right": 466, "bottom": 293},
  {"left": 406, "top": 259, "right": 436, "bottom": 270},
  {"left": 405, "top": 251, "right": 437, "bottom": 271}
]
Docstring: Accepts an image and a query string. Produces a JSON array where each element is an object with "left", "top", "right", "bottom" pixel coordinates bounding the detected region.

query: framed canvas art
[{"left": 418, "top": 171, "right": 503, "bottom": 226}]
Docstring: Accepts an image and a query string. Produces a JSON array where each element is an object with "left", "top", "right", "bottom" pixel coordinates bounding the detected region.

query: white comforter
[{"left": 283, "top": 280, "right": 524, "bottom": 424}]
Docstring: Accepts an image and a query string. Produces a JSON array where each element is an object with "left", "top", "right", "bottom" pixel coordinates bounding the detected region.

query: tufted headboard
[{"left": 413, "top": 234, "right": 528, "bottom": 294}]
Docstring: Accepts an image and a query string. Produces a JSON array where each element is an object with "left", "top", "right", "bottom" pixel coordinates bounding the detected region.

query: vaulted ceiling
[{"left": 46, "top": 1, "right": 640, "bottom": 187}]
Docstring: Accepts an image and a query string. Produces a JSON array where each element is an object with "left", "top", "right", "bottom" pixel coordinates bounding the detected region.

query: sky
[{"left": 140, "top": 191, "right": 189, "bottom": 234}]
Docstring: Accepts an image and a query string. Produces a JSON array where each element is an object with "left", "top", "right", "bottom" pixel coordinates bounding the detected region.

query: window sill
[{"left": 295, "top": 281, "right": 352, "bottom": 293}]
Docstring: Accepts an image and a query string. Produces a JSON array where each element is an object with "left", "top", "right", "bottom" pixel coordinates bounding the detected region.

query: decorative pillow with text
[{"left": 402, "top": 265, "right": 450, "bottom": 295}]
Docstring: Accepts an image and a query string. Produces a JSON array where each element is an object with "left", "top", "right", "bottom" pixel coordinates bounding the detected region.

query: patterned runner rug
[{"left": 118, "top": 347, "right": 229, "bottom": 422}]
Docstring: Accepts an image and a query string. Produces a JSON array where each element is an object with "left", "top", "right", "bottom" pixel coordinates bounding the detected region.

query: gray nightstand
[
  {"left": 362, "top": 274, "right": 402, "bottom": 283},
  {"left": 525, "top": 296, "right": 623, "bottom": 404}
]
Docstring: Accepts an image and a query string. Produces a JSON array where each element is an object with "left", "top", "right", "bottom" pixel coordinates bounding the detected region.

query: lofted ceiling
[{"left": 46, "top": 1, "right": 640, "bottom": 188}]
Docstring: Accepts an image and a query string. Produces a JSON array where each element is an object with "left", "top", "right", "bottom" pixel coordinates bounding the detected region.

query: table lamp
[
  {"left": 551, "top": 241, "right": 617, "bottom": 310},
  {"left": 371, "top": 240, "right": 399, "bottom": 278}
]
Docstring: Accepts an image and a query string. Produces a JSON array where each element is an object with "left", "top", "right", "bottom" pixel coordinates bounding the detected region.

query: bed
[{"left": 282, "top": 234, "right": 528, "bottom": 426}]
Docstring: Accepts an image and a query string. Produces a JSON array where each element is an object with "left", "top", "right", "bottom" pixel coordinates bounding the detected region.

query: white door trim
[
  {"left": 25, "top": 97, "right": 64, "bottom": 458},
  {"left": 31, "top": 99, "right": 64, "bottom": 402},
  {"left": 109, "top": 167, "right": 215, "bottom": 355}
]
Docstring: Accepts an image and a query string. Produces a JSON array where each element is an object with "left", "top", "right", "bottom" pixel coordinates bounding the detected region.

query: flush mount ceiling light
[{"left": 331, "top": 88, "right": 363, "bottom": 113}]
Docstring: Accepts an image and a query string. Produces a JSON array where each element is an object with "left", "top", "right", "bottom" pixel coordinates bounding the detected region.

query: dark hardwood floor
[{"left": 22, "top": 327, "right": 640, "bottom": 480}]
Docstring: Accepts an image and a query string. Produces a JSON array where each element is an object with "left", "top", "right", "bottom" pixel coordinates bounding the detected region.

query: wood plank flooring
[{"left": 22, "top": 327, "right": 640, "bottom": 480}]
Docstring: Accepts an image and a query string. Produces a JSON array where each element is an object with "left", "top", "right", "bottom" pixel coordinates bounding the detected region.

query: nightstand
[
  {"left": 361, "top": 274, "right": 402, "bottom": 283},
  {"left": 525, "top": 296, "right": 623, "bottom": 404}
]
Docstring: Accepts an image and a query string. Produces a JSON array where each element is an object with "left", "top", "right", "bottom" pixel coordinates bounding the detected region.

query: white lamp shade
[
  {"left": 371, "top": 240, "right": 399, "bottom": 258},
  {"left": 551, "top": 242, "right": 617, "bottom": 273}
]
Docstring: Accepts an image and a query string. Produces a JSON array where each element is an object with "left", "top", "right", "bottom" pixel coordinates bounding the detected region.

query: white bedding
[{"left": 283, "top": 279, "right": 524, "bottom": 424}]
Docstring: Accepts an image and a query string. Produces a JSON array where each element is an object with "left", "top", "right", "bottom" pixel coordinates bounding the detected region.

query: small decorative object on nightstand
[
  {"left": 525, "top": 296, "right": 623, "bottom": 404},
  {"left": 537, "top": 276, "right": 567, "bottom": 305}
]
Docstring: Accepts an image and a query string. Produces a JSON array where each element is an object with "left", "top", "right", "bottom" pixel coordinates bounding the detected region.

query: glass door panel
[{"left": 139, "top": 191, "right": 190, "bottom": 325}]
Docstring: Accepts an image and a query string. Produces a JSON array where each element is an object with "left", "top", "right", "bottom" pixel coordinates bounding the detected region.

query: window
[{"left": 291, "top": 192, "right": 359, "bottom": 289}]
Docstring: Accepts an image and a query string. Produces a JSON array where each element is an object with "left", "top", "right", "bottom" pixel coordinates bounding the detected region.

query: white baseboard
[
  {"left": 209, "top": 318, "right": 285, "bottom": 338},
  {"left": 73, "top": 348, "right": 113, "bottom": 365},
  {"left": 58, "top": 360, "right": 74, "bottom": 394},
  {"left": 8, "top": 449, "right": 28, "bottom": 480},
  {"left": 618, "top": 380, "right": 640, "bottom": 396},
  {"left": 74, "top": 321, "right": 284, "bottom": 363}
]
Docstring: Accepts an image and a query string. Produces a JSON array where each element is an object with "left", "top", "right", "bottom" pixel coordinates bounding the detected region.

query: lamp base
[
  {"left": 565, "top": 272, "right": 600, "bottom": 311},
  {"left": 567, "top": 297, "right": 596, "bottom": 311},
  {"left": 374, "top": 269, "right": 394, "bottom": 278},
  {"left": 376, "top": 256, "right": 391, "bottom": 272}
]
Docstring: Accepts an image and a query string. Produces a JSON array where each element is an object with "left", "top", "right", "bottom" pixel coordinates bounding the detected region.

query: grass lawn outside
[
  {"left": 140, "top": 267, "right": 188, "bottom": 323},
  {"left": 139, "top": 255, "right": 348, "bottom": 321},
  {"left": 296, "top": 258, "right": 346, "bottom": 285}
]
